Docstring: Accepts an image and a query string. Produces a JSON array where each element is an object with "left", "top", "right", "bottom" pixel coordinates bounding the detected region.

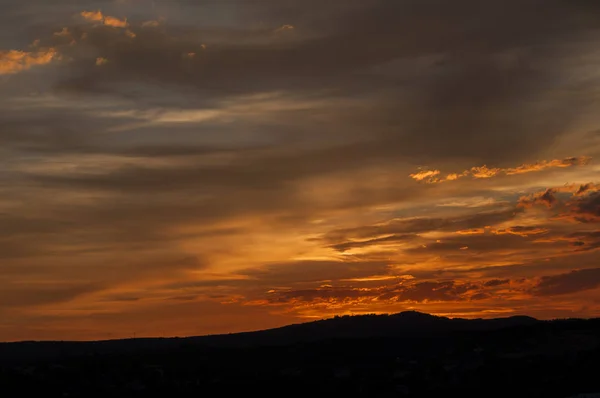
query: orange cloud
[
  {"left": 445, "top": 172, "right": 466, "bottom": 181},
  {"left": 253, "top": 278, "right": 518, "bottom": 314},
  {"left": 456, "top": 228, "right": 486, "bottom": 235},
  {"left": 505, "top": 156, "right": 591, "bottom": 175},
  {"left": 0, "top": 48, "right": 57, "bottom": 75},
  {"left": 54, "top": 27, "right": 71, "bottom": 37},
  {"left": 80, "top": 10, "right": 104, "bottom": 23},
  {"left": 411, "top": 156, "right": 591, "bottom": 184},
  {"left": 492, "top": 226, "right": 549, "bottom": 237},
  {"left": 81, "top": 10, "right": 128, "bottom": 28},
  {"left": 470, "top": 165, "right": 501, "bottom": 179},
  {"left": 409, "top": 169, "right": 440, "bottom": 183},
  {"left": 142, "top": 20, "right": 161, "bottom": 28},
  {"left": 409, "top": 170, "right": 469, "bottom": 184},
  {"left": 104, "top": 16, "right": 128, "bottom": 28}
]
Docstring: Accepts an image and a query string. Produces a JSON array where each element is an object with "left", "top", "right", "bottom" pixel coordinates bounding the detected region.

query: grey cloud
[
  {"left": 425, "top": 249, "right": 600, "bottom": 281},
  {"left": 168, "top": 260, "right": 392, "bottom": 293},
  {"left": 3, "top": 0, "right": 599, "bottom": 253},
  {"left": 569, "top": 231, "right": 600, "bottom": 240},
  {"left": 406, "top": 235, "right": 530, "bottom": 254},
  {"left": 322, "top": 207, "right": 521, "bottom": 244},
  {"left": 241, "top": 260, "right": 391, "bottom": 286},
  {"left": 101, "top": 295, "right": 141, "bottom": 302},
  {"left": 6, "top": 0, "right": 595, "bottom": 165},
  {"left": 484, "top": 279, "right": 510, "bottom": 287},
  {"left": 570, "top": 192, "right": 600, "bottom": 222},
  {"left": 531, "top": 268, "right": 600, "bottom": 296},
  {"left": 329, "top": 234, "right": 417, "bottom": 252},
  {"left": 0, "top": 282, "right": 103, "bottom": 308}
]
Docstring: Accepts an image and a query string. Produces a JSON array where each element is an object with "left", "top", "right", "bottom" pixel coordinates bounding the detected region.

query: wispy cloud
[
  {"left": 411, "top": 157, "right": 592, "bottom": 184},
  {"left": 531, "top": 268, "right": 600, "bottom": 296}
]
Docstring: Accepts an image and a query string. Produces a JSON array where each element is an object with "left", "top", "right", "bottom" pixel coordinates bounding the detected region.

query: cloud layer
[{"left": 1, "top": 0, "right": 600, "bottom": 340}]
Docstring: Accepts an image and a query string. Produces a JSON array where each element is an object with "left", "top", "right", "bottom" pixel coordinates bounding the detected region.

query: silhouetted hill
[
  {"left": 0, "top": 311, "right": 559, "bottom": 364},
  {"left": 1, "top": 311, "right": 599, "bottom": 397},
  {"left": 202, "top": 311, "right": 539, "bottom": 346}
]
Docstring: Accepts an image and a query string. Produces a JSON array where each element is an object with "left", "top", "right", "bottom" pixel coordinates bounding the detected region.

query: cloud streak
[
  {"left": 531, "top": 268, "right": 600, "bottom": 296},
  {"left": 410, "top": 157, "right": 592, "bottom": 184}
]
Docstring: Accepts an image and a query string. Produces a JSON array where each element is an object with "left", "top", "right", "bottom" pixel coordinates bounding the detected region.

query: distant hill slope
[
  {"left": 199, "top": 311, "right": 540, "bottom": 346},
  {"left": 2, "top": 311, "right": 599, "bottom": 397},
  {"left": 0, "top": 310, "right": 572, "bottom": 364}
]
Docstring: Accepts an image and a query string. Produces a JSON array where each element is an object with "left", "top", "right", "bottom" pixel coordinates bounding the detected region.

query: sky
[{"left": 1, "top": 0, "right": 600, "bottom": 341}]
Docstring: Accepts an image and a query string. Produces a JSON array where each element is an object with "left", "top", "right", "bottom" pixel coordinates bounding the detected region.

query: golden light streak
[{"left": 411, "top": 156, "right": 592, "bottom": 184}]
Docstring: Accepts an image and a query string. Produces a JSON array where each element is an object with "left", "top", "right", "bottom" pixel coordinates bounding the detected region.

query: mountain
[
  {"left": 0, "top": 311, "right": 541, "bottom": 363},
  {"left": 1, "top": 312, "right": 599, "bottom": 397},
  {"left": 197, "top": 311, "right": 540, "bottom": 346}
]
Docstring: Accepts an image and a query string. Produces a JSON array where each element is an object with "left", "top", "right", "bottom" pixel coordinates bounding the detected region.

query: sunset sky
[{"left": 1, "top": 0, "right": 600, "bottom": 341}]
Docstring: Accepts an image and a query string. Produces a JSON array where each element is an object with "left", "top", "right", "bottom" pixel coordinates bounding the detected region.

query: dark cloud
[
  {"left": 101, "top": 295, "right": 141, "bottom": 303},
  {"left": 329, "top": 234, "right": 417, "bottom": 252},
  {"left": 241, "top": 260, "right": 391, "bottom": 287},
  {"left": 518, "top": 184, "right": 600, "bottom": 210},
  {"left": 569, "top": 231, "right": 600, "bottom": 240},
  {"left": 576, "top": 183, "right": 599, "bottom": 196},
  {"left": 519, "top": 189, "right": 559, "bottom": 208},
  {"left": 0, "top": 282, "right": 103, "bottom": 308},
  {"left": 322, "top": 208, "right": 521, "bottom": 245},
  {"left": 484, "top": 279, "right": 510, "bottom": 287},
  {"left": 566, "top": 230, "right": 600, "bottom": 251},
  {"left": 430, "top": 249, "right": 600, "bottom": 281},
  {"left": 470, "top": 292, "right": 492, "bottom": 301},
  {"left": 531, "top": 268, "right": 600, "bottom": 296},
  {"left": 6, "top": 0, "right": 597, "bottom": 166},
  {"left": 405, "top": 233, "right": 575, "bottom": 259},
  {"left": 570, "top": 192, "right": 600, "bottom": 222},
  {"left": 1, "top": 0, "right": 597, "bottom": 267},
  {"left": 166, "top": 260, "right": 392, "bottom": 293}
]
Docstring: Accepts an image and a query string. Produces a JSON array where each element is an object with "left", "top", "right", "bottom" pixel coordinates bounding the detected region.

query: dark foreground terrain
[{"left": 1, "top": 311, "right": 599, "bottom": 397}]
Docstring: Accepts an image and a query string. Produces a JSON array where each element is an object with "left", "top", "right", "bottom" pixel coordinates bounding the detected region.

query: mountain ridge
[
  {"left": 0, "top": 310, "right": 587, "bottom": 364},
  {"left": 2, "top": 311, "right": 599, "bottom": 397},
  {"left": 3, "top": 310, "right": 540, "bottom": 344}
]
